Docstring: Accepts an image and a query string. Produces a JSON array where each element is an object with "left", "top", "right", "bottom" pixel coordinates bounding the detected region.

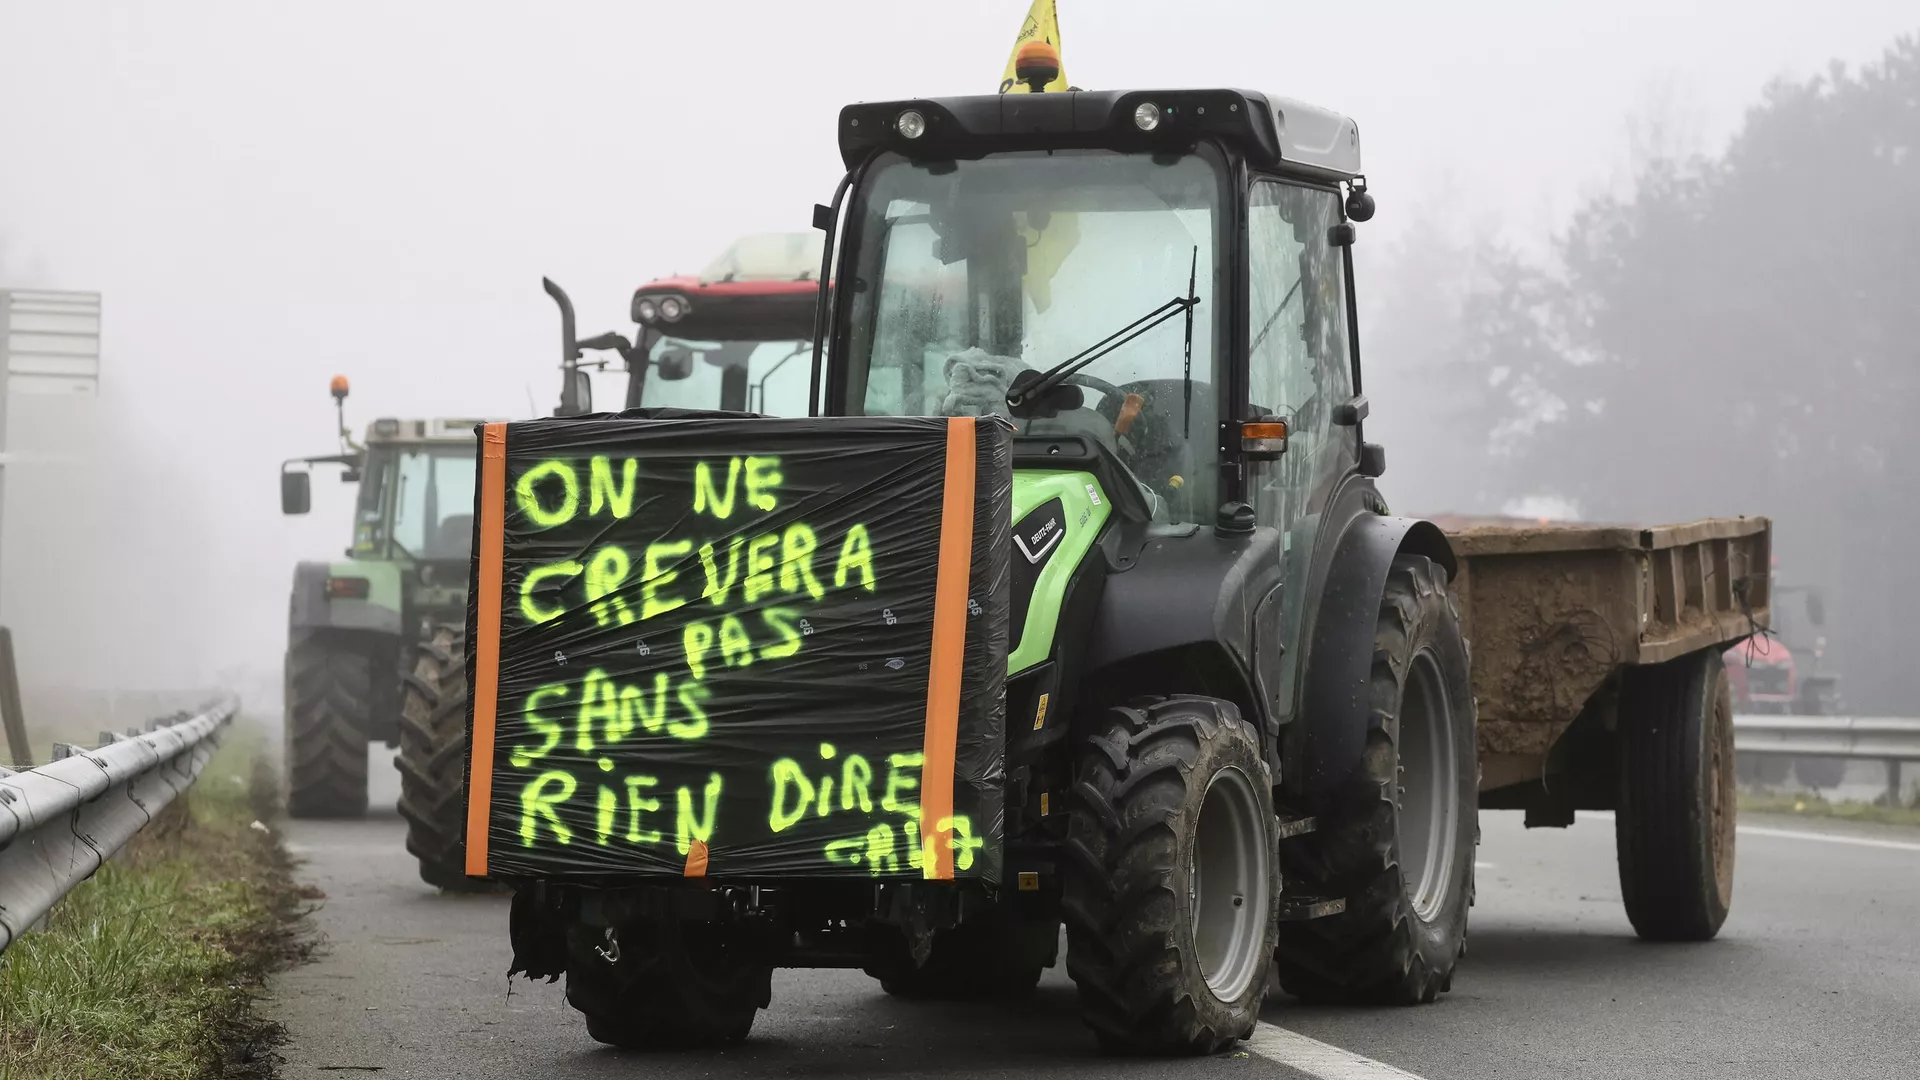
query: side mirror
[
  {"left": 578, "top": 331, "right": 631, "bottom": 353},
  {"left": 281, "top": 470, "right": 312, "bottom": 515},
  {"left": 656, "top": 350, "right": 695, "bottom": 381}
]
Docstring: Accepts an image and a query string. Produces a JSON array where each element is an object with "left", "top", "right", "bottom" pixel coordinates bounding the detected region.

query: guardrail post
[
  {"left": 1888, "top": 759, "right": 1904, "bottom": 807},
  {"left": 0, "top": 627, "right": 29, "bottom": 767}
]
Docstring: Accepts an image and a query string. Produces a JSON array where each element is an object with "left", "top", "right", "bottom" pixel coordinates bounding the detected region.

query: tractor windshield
[
  {"left": 593, "top": 335, "right": 813, "bottom": 416},
  {"left": 640, "top": 335, "right": 813, "bottom": 415},
  {"left": 837, "top": 147, "right": 1227, "bottom": 524},
  {"left": 353, "top": 445, "right": 478, "bottom": 561}
]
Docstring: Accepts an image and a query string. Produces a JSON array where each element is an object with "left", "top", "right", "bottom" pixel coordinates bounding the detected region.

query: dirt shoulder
[{"left": 0, "top": 727, "right": 318, "bottom": 1079}]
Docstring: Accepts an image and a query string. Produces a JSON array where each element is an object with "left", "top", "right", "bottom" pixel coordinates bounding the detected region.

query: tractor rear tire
[
  {"left": 284, "top": 629, "right": 373, "bottom": 819},
  {"left": 565, "top": 918, "right": 771, "bottom": 1050},
  {"left": 1616, "top": 647, "right": 1736, "bottom": 942},
  {"left": 868, "top": 910, "right": 1057, "bottom": 1000},
  {"left": 1273, "top": 555, "right": 1478, "bottom": 1005},
  {"left": 397, "top": 624, "right": 493, "bottom": 892},
  {"left": 1063, "top": 695, "right": 1279, "bottom": 1056}
]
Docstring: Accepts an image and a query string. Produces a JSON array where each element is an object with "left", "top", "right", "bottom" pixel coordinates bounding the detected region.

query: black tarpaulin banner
[{"left": 461, "top": 410, "right": 1011, "bottom": 884}]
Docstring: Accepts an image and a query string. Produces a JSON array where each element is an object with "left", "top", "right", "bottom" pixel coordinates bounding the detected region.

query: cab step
[
  {"left": 1277, "top": 895, "right": 1345, "bottom": 921},
  {"left": 1275, "top": 815, "right": 1318, "bottom": 839}
]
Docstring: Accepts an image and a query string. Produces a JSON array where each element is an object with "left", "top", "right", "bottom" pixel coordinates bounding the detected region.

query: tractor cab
[
  {"left": 546, "top": 232, "right": 823, "bottom": 417},
  {"left": 339, "top": 416, "right": 493, "bottom": 566},
  {"left": 278, "top": 378, "right": 495, "bottom": 570},
  {"left": 815, "top": 88, "right": 1384, "bottom": 724}
]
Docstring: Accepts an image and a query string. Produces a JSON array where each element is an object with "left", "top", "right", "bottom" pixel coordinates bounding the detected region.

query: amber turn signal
[{"left": 1241, "top": 418, "right": 1289, "bottom": 455}]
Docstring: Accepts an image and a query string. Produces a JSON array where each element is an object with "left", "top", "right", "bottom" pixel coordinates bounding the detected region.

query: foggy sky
[{"left": 1, "top": 0, "right": 1914, "bottom": 700}]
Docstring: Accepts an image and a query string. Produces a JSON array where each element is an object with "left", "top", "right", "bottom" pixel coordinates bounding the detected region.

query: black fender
[
  {"left": 1290, "top": 513, "right": 1456, "bottom": 799},
  {"left": 1080, "top": 524, "right": 1282, "bottom": 733},
  {"left": 288, "top": 560, "right": 403, "bottom": 636}
]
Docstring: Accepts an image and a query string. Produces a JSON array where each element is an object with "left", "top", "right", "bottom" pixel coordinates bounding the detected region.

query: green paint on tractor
[{"left": 1007, "top": 470, "right": 1110, "bottom": 675}]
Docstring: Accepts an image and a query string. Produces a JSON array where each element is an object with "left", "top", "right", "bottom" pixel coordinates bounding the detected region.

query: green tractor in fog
[{"left": 277, "top": 378, "right": 502, "bottom": 886}]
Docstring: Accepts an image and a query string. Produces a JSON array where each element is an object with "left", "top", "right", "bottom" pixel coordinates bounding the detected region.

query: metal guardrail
[
  {"left": 1733, "top": 713, "right": 1920, "bottom": 804},
  {"left": 1733, "top": 714, "right": 1920, "bottom": 758},
  {"left": 0, "top": 695, "right": 238, "bottom": 954}
]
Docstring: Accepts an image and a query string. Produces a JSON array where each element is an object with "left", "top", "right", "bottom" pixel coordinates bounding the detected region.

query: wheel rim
[
  {"left": 1189, "top": 764, "right": 1271, "bottom": 1002},
  {"left": 1399, "top": 649, "right": 1461, "bottom": 922}
]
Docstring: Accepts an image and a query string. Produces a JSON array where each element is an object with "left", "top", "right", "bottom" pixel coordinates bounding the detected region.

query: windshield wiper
[
  {"left": 1180, "top": 246, "right": 1197, "bottom": 438},
  {"left": 1006, "top": 258, "right": 1202, "bottom": 411}
]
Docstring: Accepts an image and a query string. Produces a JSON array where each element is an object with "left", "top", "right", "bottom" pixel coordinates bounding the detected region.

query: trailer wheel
[
  {"left": 566, "top": 919, "right": 772, "bottom": 1050},
  {"left": 1616, "top": 647, "right": 1736, "bottom": 942},
  {"left": 1273, "top": 555, "right": 1477, "bottom": 1005},
  {"left": 1063, "top": 695, "right": 1278, "bottom": 1055},
  {"left": 397, "top": 624, "right": 496, "bottom": 893},
  {"left": 284, "top": 629, "right": 372, "bottom": 819}
]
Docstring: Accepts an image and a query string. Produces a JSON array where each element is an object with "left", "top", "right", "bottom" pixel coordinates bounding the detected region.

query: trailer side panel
[{"left": 1438, "top": 516, "right": 1771, "bottom": 796}]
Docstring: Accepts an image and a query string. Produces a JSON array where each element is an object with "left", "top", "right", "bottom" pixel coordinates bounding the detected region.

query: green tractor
[
  {"left": 280, "top": 239, "right": 822, "bottom": 890},
  {"left": 278, "top": 387, "right": 500, "bottom": 836},
  {"left": 505, "top": 76, "right": 1479, "bottom": 1054}
]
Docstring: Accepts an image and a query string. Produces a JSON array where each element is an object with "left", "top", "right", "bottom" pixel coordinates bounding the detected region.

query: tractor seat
[{"left": 428, "top": 514, "right": 474, "bottom": 559}]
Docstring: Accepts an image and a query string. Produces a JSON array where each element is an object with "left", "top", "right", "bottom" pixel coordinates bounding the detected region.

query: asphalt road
[{"left": 262, "top": 753, "right": 1920, "bottom": 1079}]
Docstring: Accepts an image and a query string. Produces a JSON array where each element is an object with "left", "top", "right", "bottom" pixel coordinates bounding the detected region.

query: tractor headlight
[
  {"left": 1134, "top": 101, "right": 1162, "bottom": 131},
  {"left": 896, "top": 109, "right": 927, "bottom": 139},
  {"left": 658, "top": 296, "right": 687, "bottom": 321},
  {"left": 635, "top": 298, "right": 659, "bottom": 323}
]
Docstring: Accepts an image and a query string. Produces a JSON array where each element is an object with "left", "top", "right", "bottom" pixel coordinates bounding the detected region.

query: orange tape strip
[
  {"left": 919, "top": 416, "right": 976, "bottom": 880},
  {"left": 684, "top": 839, "right": 710, "bottom": 877},
  {"left": 464, "top": 423, "right": 507, "bottom": 877}
]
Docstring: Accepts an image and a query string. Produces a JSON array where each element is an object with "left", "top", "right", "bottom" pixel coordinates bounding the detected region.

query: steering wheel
[{"left": 1061, "top": 371, "right": 1127, "bottom": 407}]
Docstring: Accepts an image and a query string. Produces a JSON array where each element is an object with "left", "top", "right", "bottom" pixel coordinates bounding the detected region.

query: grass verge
[
  {"left": 1738, "top": 789, "right": 1920, "bottom": 829},
  {"left": 0, "top": 726, "right": 315, "bottom": 1079}
]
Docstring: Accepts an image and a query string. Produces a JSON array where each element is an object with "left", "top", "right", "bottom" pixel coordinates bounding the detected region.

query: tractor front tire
[
  {"left": 397, "top": 624, "right": 493, "bottom": 892},
  {"left": 1616, "top": 647, "right": 1736, "bottom": 942},
  {"left": 284, "top": 629, "right": 373, "bottom": 819},
  {"left": 1063, "top": 695, "right": 1279, "bottom": 1056},
  {"left": 565, "top": 919, "right": 772, "bottom": 1050},
  {"left": 1273, "top": 554, "right": 1478, "bottom": 1005}
]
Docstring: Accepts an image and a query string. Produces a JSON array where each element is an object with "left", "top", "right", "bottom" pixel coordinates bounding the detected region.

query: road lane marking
[
  {"left": 1248, "top": 1023, "right": 1431, "bottom": 1079},
  {"left": 1735, "top": 824, "right": 1920, "bottom": 852},
  {"left": 1583, "top": 810, "right": 1920, "bottom": 852}
]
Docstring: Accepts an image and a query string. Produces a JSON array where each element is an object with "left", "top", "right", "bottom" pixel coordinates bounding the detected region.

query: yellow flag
[
  {"left": 999, "top": 0, "right": 1070, "bottom": 94},
  {"left": 998, "top": 1, "right": 1078, "bottom": 312}
]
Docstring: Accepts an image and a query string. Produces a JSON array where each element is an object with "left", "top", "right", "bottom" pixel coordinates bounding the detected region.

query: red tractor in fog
[
  {"left": 544, "top": 232, "right": 823, "bottom": 418},
  {"left": 1725, "top": 582, "right": 1846, "bottom": 788}
]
